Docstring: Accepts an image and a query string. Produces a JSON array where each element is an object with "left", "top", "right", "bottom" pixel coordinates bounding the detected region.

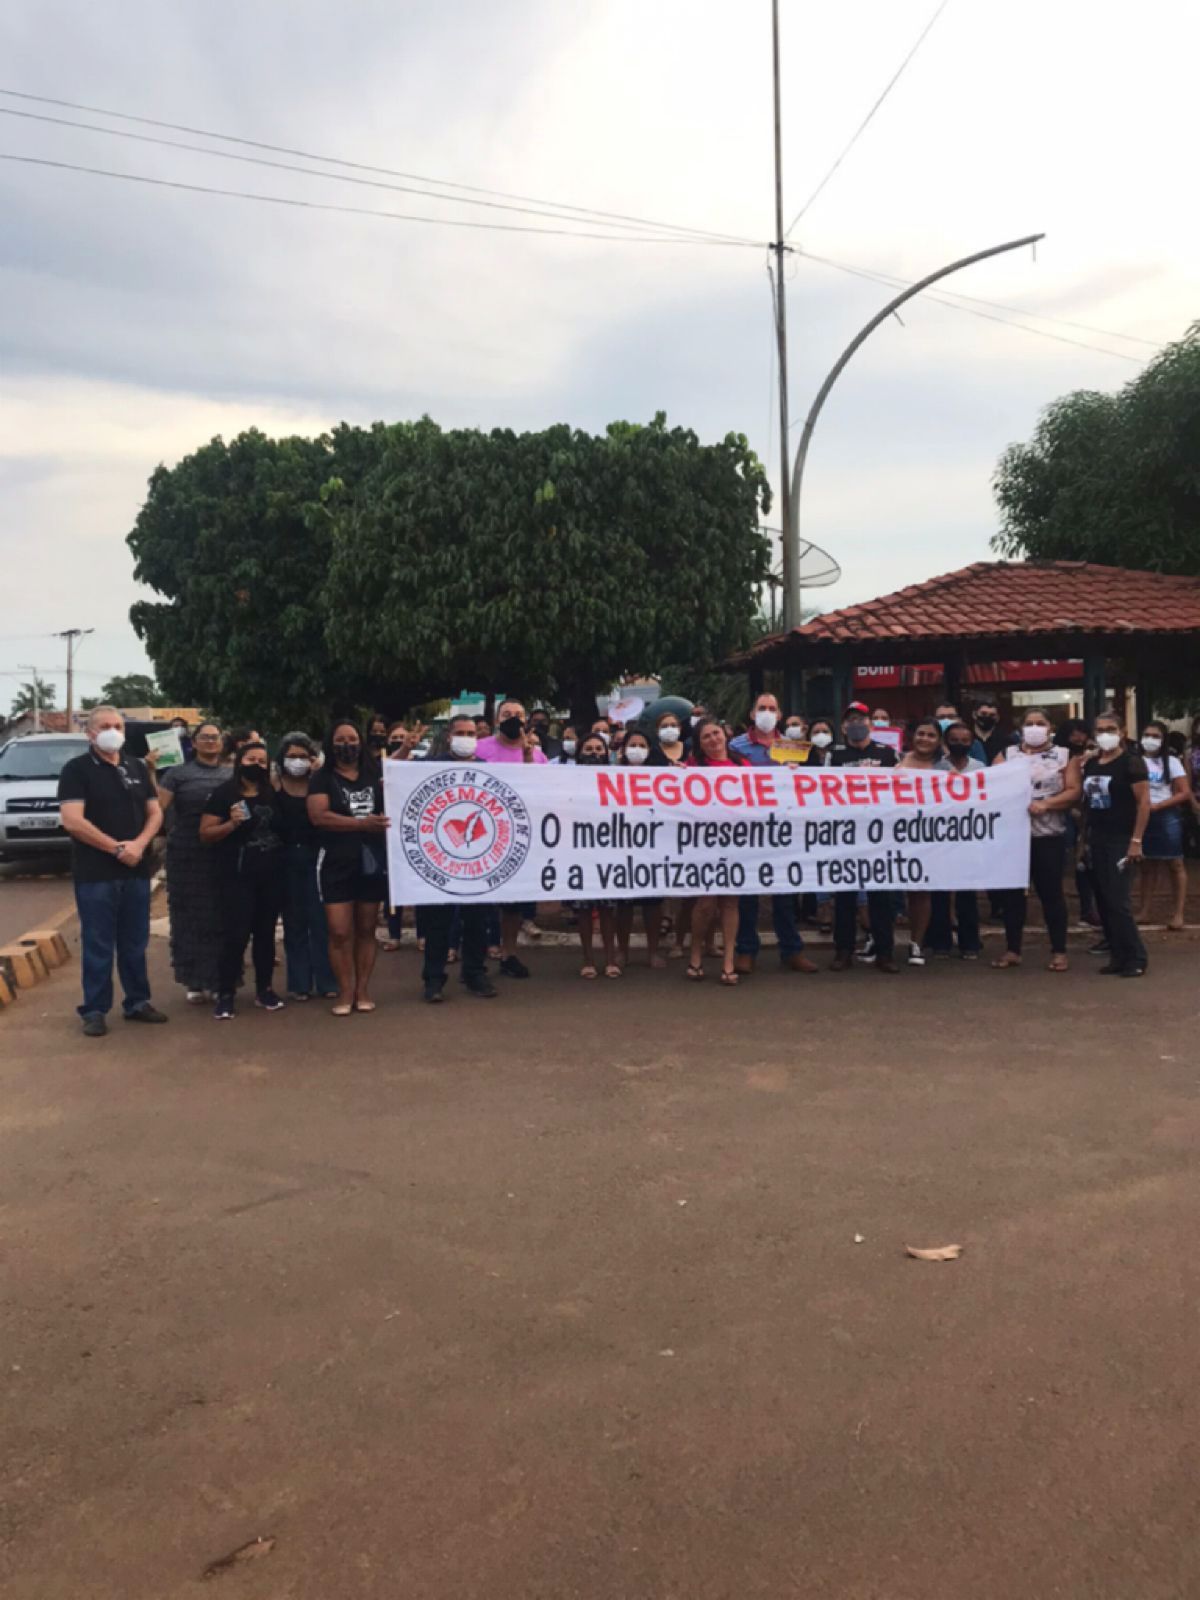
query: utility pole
[
  {"left": 771, "top": 0, "right": 794, "bottom": 640},
  {"left": 18, "top": 664, "right": 41, "bottom": 733},
  {"left": 57, "top": 628, "right": 94, "bottom": 731}
]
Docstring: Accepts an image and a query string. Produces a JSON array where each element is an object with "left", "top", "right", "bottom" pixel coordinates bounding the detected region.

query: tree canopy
[
  {"left": 9, "top": 675, "right": 56, "bottom": 717},
  {"left": 993, "top": 324, "right": 1200, "bottom": 572},
  {"left": 129, "top": 415, "right": 771, "bottom": 729},
  {"left": 128, "top": 425, "right": 384, "bottom": 729},
  {"left": 82, "top": 673, "right": 168, "bottom": 709}
]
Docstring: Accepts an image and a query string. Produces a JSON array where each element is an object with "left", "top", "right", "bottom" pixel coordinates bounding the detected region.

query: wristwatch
[{"left": 114, "top": 843, "right": 127, "bottom": 858}]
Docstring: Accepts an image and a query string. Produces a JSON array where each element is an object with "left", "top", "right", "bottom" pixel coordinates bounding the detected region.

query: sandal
[
  {"left": 354, "top": 999, "right": 377, "bottom": 1013},
  {"left": 720, "top": 970, "right": 740, "bottom": 986},
  {"left": 990, "top": 952, "right": 1022, "bottom": 969},
  {"left": 1047, "top": 953, "right": 1069, "bottom": 972},
  {"left": 580, "top": 964, "right": 598, "bottom": 979},
  {"left": 380, "top": 939, "right": 402, "bottom": 953},
  {"left": 605, "top": 964, "right": 622, "bottom": 979},
  {"left": 686, "top": 964, "right": 705, "bottom": 981}
]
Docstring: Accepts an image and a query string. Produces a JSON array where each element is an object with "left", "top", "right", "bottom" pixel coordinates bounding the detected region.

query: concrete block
[
  {"left": 0, "top": 943, "right": 48, "bottom": 989},
  {"left": 22, "top": 929, "right": 70, "bottom": 969}
]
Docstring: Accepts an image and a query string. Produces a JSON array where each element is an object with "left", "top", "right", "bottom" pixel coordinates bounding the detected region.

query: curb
[{"left": 0, "top": 871, "right": 164, "bottom": 1012}]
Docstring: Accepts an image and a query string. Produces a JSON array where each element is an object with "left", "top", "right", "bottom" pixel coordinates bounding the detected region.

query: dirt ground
[{"left": 3, "top": 928, "right": 1199, "bottom": 1600}]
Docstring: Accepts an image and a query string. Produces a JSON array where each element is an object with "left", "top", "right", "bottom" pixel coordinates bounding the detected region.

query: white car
[{"left": 0, "top": 734, "right": 89, "bottom": 860}]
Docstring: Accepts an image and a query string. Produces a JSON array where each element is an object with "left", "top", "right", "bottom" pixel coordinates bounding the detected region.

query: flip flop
[
  {"left": 686, "top": 965, "right": 705, "bottom": 981},
  {"left": 720, "top": 970, "right": 740, "bottom": 986},
  {"left": 1047, "top": 954, "right": 1069, "bottom": 972},
  {"left": 604, "top": 964, "right": 622, "bottom": 979},
  {"left": 990, "top": 953, "right": 1022, "bottom": 969},
  {"left": 580, "top": 965, "right": 598, "bottom": 979}
]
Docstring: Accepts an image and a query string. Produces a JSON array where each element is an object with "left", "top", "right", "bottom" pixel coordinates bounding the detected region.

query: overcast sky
[{"left": 2, "top": 0, "right": 1195, "bottom": 710}]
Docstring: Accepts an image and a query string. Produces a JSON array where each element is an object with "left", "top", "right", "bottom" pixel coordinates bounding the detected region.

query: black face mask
[
  {"left": 368, "top": 734, "right": 386, "bottom": 750},
  {"left": 577, "top": 752, "right": 607, "bottom": 766},
  {"left": 239, "top": 763, "right": 270, "bottom": 787},
  {"left": 498, "top": 715, "right": 524, "bottom": 741},
  {"left": 333, "top": 741, "right": 359, "bottom": 764},
  {"left": 386, "top": 740, "right": 406, "bottom": 756},
  {"left": 947, "top": 743, "right": 972, "bottom": 759},
  {"left": 976, "top": 712, "right": 997, "bottom": 730}
]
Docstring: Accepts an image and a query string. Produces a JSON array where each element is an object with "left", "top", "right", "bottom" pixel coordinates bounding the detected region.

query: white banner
[{"left": 383, "top": 758, "right": 1032, "bottom": 905}]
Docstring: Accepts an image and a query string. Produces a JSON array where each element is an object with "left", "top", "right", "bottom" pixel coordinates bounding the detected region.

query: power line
[
  {"left": 0, "top": 151, "right": 765, "bottom": 248},
  {"left": 0, "top": 85, "right": 759, "bottom": 247},
  {"left": 795, "top": 249, "right": 1147, "bottom": 364},
  {"left": 0, "top": 104, "right": 759, "bottom": 244},
  {"left": 786, "top": 0, "right": 953, "bottom": 236}
]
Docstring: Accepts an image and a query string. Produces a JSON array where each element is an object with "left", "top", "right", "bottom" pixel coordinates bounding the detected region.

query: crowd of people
[{"left": 55, "top": 695, "right": 1200, "bottom": 1033}]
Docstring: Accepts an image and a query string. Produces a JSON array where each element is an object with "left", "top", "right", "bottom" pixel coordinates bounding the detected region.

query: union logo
[{"left": 399, "top": 766, "right": 532, "bottom": 896}]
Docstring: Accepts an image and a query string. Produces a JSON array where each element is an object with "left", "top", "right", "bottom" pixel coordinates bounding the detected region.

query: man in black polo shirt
[
  {"left": 829, "top": 701, "right": 900, "bottom": 974},
  {"left": 58, "top": 705, "right": 167, "bottom": 1036}
]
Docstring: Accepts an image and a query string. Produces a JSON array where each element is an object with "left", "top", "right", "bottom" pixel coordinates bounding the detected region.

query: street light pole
[
  {"left": 19, "top": 665, "right": 40, "bottom": 733},
  {"left": 57, "top": 627, "right": 94, "bottom": 731},
  {"left": 770, "top": 0, "right": 794, "bottom": 636},
  {"left": 783, "top": 233, "right": 1045, "bottom": 641}
]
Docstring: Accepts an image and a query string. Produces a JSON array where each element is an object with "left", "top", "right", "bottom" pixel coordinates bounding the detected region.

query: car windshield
[{"left": 0, "top": 740, "right": 86, "bottom": 780}]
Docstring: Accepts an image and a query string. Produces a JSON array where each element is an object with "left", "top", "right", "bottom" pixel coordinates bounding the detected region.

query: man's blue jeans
[
  {"left": 736, "top": 894, "right": 804, "bottom": 960},
  {"left": 74, "top": 877, "right": 152, "bottom": 1018}
]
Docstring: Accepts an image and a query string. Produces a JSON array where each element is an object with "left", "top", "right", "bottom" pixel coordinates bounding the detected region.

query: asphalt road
[
  {"left": 0, "top": 857, "right": 75, "bottom": 947},
  {"left": 3, "top": 933, "right": 1199, "bottom": 1599}
]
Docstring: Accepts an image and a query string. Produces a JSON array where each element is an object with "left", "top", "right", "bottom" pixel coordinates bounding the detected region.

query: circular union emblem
[{"left": 401, "top": 766, "right": 531, "bottom": 897}]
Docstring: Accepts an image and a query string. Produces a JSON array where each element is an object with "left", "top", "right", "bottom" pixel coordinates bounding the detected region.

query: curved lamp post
[{"left": 782, "top": 232, "right": 1046, "bottom": 638}]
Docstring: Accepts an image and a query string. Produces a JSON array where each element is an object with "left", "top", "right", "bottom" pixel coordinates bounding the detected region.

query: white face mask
[
  {"left": 562, "top": 739, "right": 577, "bottom": 756},
  {"left": 659, "top": 725, "right": 680, "bottom": 743},
  {"left": 784, "top": 724, "right": 807, "bottom": 742},
  {"left": 595, "top": 731, "right": 610, "bottom": 745},
  {"left": 872, "top": 717, "right": 889, "bottom": 728},
  {"left": 624, "top": 745, "right": 649, "bottom": 765},
  {"left": 811, "top": 731, "right": 833, "bottom": 749},
  {"left": 1141, "top": 736, "right": 1162, "bottom": 754},
  {"left": 690, "top": 714, "right": 703, "bottom": 727},
  {"left": 1022, "top": 724, "right": 1050, "bottom": 747},
  {"left": 754, "top": 709, "right": 778, "bottom": 735},
  {"left": 1096, "top": 731, "right": 1121, "bottom": 752},
  {"left": 283, "top": 757, "right": 311, "bottom": 777},
  {"left": 450, "top": 735, "right": 478, "bottom": 758},
  {"left": 94, "top": 728, "right": 124, "bottom": 754}
]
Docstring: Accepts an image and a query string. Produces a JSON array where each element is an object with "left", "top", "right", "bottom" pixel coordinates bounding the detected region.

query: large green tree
[
  {"left": 322, "top": 414, "right": 772, "bottom": 720},
  {"left": 993, "top": 324, "right": 1200, "bottom": 570},
  {"left": 128, "top": 425, "right": 384, "bottom": 729}
]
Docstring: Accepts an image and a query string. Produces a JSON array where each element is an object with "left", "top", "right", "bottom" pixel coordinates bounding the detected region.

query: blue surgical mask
[{"left": 938, "top": 717, "right": 953, "bottom": 731}]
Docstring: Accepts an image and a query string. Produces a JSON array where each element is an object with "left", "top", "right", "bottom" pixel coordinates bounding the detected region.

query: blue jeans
[
  {"left": 74, "top": 876, "right": 152, "bottom": 1019},
  {"left": 282, "top": 846, "right": 337, "bottom": 996},
  {"left": 736, "top": 894, "right": 804, "bottom": 960}
]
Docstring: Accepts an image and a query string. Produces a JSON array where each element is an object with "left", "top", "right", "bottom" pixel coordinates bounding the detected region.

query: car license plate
[{"left": 15, "top": 816, "right": 60, "bottom": 831}]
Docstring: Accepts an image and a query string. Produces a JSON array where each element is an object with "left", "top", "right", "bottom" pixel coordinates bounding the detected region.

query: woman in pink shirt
[{"left": 686, "top": 719, "right": 748, "bottom": 986}]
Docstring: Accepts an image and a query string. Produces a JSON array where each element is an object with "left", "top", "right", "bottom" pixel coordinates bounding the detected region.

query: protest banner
[{"left": 383, "top": 757, "right": 1032, "bottom": 906}]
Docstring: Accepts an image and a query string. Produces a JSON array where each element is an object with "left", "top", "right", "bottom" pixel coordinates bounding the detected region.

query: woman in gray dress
[{"left": 158, "top": 722, "right": 229, "bottom": 1002}]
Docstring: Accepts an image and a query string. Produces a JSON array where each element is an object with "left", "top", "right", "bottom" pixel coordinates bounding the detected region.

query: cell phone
[{"left": 1116, "top": 856, "right": 1129, "bottom": 872}]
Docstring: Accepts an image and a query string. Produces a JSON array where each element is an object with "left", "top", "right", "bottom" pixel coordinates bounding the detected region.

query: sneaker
[
  {"left": 1088, "top": 939, "right": 1111, "bottom": 956},
  {"left": 213, "top": 994, "right": 235, "bottom": 1020},
  {"left": 422, "top": 984, "right": 445, "bottom": 1004},
  {"left": 81, "top": 1013, "right": 108, "bottom": 1038},
  {"left": 287, "top": 991, "right": 311, "bottom": 1003},
  {"left": 857, "top": 937, "right": 877, "bottom": 965},
  {"left": 498, "top": 954, "right": 530, "bottom": 979},
  {"left": 185, "top": 989, "right": 209, "bottom": 1005},
  {"left": 124, "top": 1004, "right": 168, "bottom": 1024},
  {"left": 464, "top": 979, "right": 498, "bottom": 999},
  {"left": 520, "top": 919, "right": 543, "bottom": 942},
  {"left": 908, "top": 942, "right": 926, "bottom": 967},
  {"left": 255, "top": 989, "right": 285, "bottom": 1011}
]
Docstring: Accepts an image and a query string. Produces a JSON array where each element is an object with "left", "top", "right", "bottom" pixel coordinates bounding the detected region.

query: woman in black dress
[
  {"left": 157, "top": 721, "right": 227, "bottom": 1003},
  {"left": 200, "top": 741, "right": 289, "bottom": 1019}
]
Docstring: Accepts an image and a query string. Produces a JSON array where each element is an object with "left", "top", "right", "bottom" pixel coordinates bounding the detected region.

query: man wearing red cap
[{"left": 829, "top": 702, "right": 899, "bottom": 974}]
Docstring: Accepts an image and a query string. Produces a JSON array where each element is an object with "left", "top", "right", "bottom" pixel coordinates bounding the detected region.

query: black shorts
[{"left": 317, "top": 849, "right": 386, "bottom": 906}]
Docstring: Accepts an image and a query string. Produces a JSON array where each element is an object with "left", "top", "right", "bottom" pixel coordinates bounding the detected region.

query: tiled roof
[{"left": 736, "top": 561, "right": 1200, "bottom": 662}]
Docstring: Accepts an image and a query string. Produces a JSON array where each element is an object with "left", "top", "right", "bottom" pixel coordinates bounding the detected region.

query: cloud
[{"left": 2, "top": 0, "right": 1195, "bottom": 705}]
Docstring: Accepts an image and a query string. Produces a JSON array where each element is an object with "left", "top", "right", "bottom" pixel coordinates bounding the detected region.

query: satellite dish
[{"left": 761, "top": 528, "right": 842, "bottom": 589}]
